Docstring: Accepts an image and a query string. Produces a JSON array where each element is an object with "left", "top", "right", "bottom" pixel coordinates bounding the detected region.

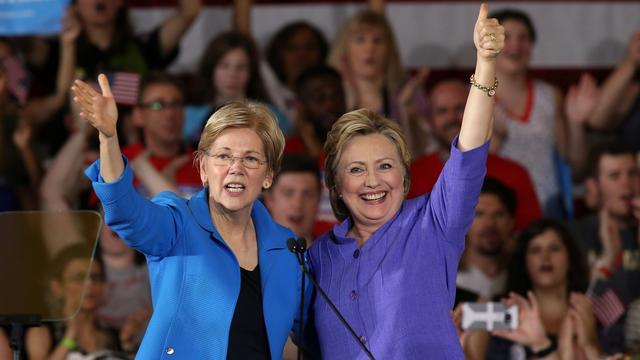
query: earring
[{"left": 263, "top": 181, "right": 271, "bottom": 189}]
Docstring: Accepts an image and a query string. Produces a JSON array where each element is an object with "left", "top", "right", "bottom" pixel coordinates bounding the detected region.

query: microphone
[
  {"left": 287, "top": 237, "right": 375, "bottom": 360},
  {"left": 288, "top": 238, "right": 306, "bottom": 360}
]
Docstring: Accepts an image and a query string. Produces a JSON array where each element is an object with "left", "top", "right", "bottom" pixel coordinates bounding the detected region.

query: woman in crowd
[
  {"left": 199, "top": 32, "right": 271, "bottom": 108},
  {"left": 233, "top": 0, "right": 329, "bottom": 126},
  {"left": 263, "top": 22, "right": 329, "bottom": 122},
  {"left": 0, "top": 53, "right": 41, "bottom": 211},
  {"left": 48, "top": 247, "right": 124, "bottom": 359},
  {"left": 328, "top": 6, "right": 429, "bottom": 156},
  {"left": 24, "top": 245, "right": 127, "bottom": 359},
  {"left": 489, "top": 9, "right": 589, "bottom": 216},
  {"left": 72, "top": 75, "right": 309, "bottom": 358},
  {"left": 184, "top": 32, "right": 288, "bottom": 143},
  {"left": 480, "top": 219, "right": 599, "bottom": 359},
  {"left": 308, "top": 4, "right": 502, "bottom": 358}
]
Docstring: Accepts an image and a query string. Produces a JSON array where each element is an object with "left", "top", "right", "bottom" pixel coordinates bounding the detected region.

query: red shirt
[
  {"left": 283, "top": 135, "right": 307, "bottom": 154},
  {"left": 122, "top": 143, "right": 202, "bottom": 198},
  {"left": 409, "top": 152, "right": 542, "bottom": 231}
]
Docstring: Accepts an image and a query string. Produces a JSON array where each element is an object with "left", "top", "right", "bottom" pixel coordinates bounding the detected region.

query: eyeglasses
[
  {"left": 139, "top": 100, "right": 184, "bottom": 111},
  {"left": 205, "top": 152, "right": 267, "bottom": 169}
]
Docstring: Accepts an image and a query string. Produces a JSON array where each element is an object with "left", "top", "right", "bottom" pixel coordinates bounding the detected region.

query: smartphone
[{"left": 461, "top": 302, "right": 518, "bottom": 331}]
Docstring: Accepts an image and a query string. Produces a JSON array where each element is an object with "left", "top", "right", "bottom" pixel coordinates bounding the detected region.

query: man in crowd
[
  {"left": 409, "top": 78, "right": 541, "bottom": 231},
  {"left": 263, "top": 153, "right": 321, "bottom": 247},
  {"left": 571, "top": 141, "right": 640, "bottom": 354},
  {"left": 124, "top": 72, "right": 201, "bottom": 198},
  {"left": 457, "top": 178, "right": 517, "bottom": 300}
]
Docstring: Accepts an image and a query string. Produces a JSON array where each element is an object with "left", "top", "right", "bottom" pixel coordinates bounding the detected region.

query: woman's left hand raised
[
  {"left": 493, "top": 291, "right": 550, "bottom": 350},
  {"left": 474, "top": 3, "right": 505, "bottom": 60},
  {"left": 72, "top": 74, "right": 118, "bottom": 138}
]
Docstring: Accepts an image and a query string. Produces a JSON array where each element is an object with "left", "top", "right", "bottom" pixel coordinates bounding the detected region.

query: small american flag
[
  {"left": 107, "top": 72, "right": 140, "bottom": 105},
  {"left": 588, "top": 280, "right": 626, "bottom": 328}
]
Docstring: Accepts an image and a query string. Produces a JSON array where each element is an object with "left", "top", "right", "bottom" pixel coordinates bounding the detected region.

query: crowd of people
[{"left": 0, "top": 0, "right": 639, "bottom": 359}]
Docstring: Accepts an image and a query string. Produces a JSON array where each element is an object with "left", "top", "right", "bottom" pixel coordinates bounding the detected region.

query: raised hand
[
  {"left": 558, "top": 293, "right": 601, "bottom": 360},
  {"left": 398, "top": 67, "right": 430, "bottom": 107},
  {"left": 179, "top": 0, "right": 202, "bottom": 18},
  {"left": 623, "top": 32, "right": 640, "bottom": 69},
  {"left": 451, "top": 304, "right": 470, "bottom": 347},
  {"left": 474, "top": 3, "right": 505, "bottom": 60},
  {"left": 493, "top": 291, "right": 550, "bottom": 350},
  {"left": 12, "top": 117, "right": 32, "bottom": 150},
  {"left": 163, "top": 154, "right": 190, "bottom": 180},
  {"left": 568, "top": 293, "right": 598, "bottom": 348},
  {"left": 71, "top": 74, "right": 118, "bottom": 138},
  {"left": 60, "top": 6, "right": 81, "bottom": 44},
  {"left": 565, "top": 73, "right": 599, "bottom": 125},
  {"left": 598, "top": 210, "right": 623, "bottom": 270}
]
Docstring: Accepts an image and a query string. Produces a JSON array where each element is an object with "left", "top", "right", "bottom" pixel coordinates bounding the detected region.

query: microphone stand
[
  {"left": 287, "top": 238, "right": 375, "bottom": 360},
  {"left": 297, "top": 249, "right": 305, "bottom": 360},
  {"left": 0, "top": 314, "right": 42, "bottom": 360}
]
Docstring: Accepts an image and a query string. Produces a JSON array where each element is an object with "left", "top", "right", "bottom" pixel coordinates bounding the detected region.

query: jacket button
[{"left": 166, "top": 347, "right": 175, "bottom": 355}]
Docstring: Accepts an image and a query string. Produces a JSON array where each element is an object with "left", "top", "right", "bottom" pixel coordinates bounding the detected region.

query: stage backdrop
[{"left": 127, "top": 1, "right": 640, "bottom": 73}]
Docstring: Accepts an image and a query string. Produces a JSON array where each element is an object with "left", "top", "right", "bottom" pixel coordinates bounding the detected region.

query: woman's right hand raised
[
  {"left": 71, "top": 74, "right": 118, "bottom": 138},
  {"left": 474, "top": 3, "right": 504, "bottom": 61}
]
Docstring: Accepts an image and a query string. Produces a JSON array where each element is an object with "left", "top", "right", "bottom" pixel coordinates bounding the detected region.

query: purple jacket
[{"left": 308, "top": 138, "right": 489, "bottom": 359}]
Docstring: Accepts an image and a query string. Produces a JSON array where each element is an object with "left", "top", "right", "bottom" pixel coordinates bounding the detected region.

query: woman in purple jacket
[{"left": 307, "top": 4, "right": 504, "bottom": 359}]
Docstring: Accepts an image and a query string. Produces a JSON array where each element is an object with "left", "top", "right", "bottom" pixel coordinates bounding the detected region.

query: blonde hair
[
  {"left": 194, "top": 102, "right": 285, "bottom": 176},
  {"left": 329, "top": 10, "right": 404, "bottom": 95},
  {"left": 324, "top": 109, "right": 411, "bottom": 221}
]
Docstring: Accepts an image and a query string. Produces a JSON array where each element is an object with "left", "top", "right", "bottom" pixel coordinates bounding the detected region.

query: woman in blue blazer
[{"left": 73, "top": 75, "right": 310, "bottom": 359}]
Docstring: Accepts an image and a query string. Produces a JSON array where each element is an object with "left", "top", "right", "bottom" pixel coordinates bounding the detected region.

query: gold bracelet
[{"left": 470, "top": 74, "right": 499, "bottom": 97}]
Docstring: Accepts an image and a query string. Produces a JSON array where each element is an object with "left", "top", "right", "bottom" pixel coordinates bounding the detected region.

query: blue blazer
[{"left": 86, "top": 160, "right": 310, "bottom": 359}]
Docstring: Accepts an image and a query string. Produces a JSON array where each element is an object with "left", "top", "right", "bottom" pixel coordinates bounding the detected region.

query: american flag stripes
[
  {"left": 107, "top": 72, "right": 140, "bottom": 106},
  {"left": 588, "top": 280, "right": 626, "bottom": 329}
]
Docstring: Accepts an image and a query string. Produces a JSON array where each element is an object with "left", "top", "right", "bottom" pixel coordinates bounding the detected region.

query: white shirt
[{"left": 456, "top": 264, "right": 507, "bottom": 299}]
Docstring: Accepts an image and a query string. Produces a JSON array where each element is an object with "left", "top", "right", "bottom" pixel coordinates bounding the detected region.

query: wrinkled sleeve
[
  {"left": 425, "top": 136, "right": 489, "bottom": 304},
  {"left": 427, "top": 136, "right": 489, "bottom": 242},
  {"left": 84, "top": 157, "right": 184, "bottom": 257}
]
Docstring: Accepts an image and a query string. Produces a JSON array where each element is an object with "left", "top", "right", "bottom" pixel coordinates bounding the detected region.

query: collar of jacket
[{"left": 188, "top": 188, "right": 286, "bottom": 252}]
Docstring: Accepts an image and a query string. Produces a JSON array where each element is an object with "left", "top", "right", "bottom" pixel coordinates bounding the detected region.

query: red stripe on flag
[
  {"left": 110, "top": 72, "right": 141, "bottom": 106},
  {"left": 590, "top": 289, "right": 625, "bottom": 328}
]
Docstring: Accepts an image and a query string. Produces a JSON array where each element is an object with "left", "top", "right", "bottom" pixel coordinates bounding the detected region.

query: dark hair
[
  {"left": 481, "top": 178, "right": 517, "bottom": 217},
  {"left": 49, "top": 244, "right": 103, "bottom": 282},
  {"left": 272, "top": 153, "right": 321, "bottom": 191},
  {"left": 490, "top": 9, "right": 537, "bottom": 43},
  {"left": 295, "top": 65, "right": 342, "bottom": 95},
  {"left": 506, "top": 219, "right": 589, "bottom": 297},
  {"left": 74, "top": 1, "right": 134, "bottom": 52},
  {"left": 266, "top": 22, "right": 328, "bottom": 85},
  {"left": 137, "top": 72, "right": 185, "bottom": 105},
  {"left": 112, "top": 5, "right": 134, "bottom": 49},
  {"left": 199, "top": 31, "right": 270, "bottom": 104},
  {"left": 587, "top": 141, "right": 636, "bottom": 178}
]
